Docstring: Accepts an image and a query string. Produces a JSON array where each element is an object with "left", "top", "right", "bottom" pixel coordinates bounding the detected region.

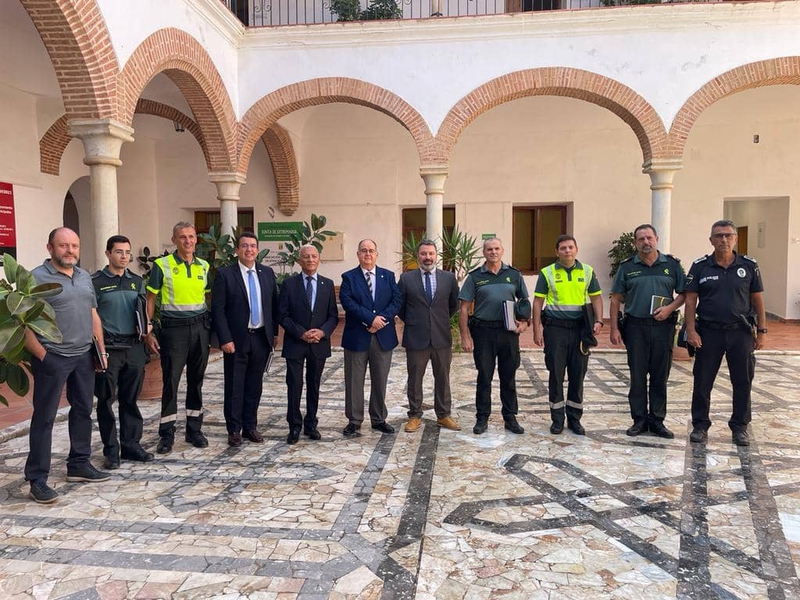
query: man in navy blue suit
[
  {"left": 278, "top": 244, "right": 339, "bottom": 445},
  {"left": 211, "top": 232, "right": 279, "bottom": 447},
  {"left": 339, "top": 239, "right": 402, "bottom": 437}
]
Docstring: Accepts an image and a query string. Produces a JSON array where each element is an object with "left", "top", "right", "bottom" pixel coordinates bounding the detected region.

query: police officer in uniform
[
  {"left": 685, "top": 219, "right": 766, "bottom": 446},
  {"left": 459, "top": 237, "right": 530, "bottom": 436},
  {"left": 146, "top": 222, "right": 211, "bottom": 453},
  {"left": 610, "top": 224, "right": 685, "bottom": 439},
  {"left": 93, "top": 235, "right": 154, "bottom": 468},
  {"left": 533, "top": 235, "right": 603, "bottom": 436}
]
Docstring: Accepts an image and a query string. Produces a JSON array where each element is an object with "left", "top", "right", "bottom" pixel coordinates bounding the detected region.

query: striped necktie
[{"left": 365, "top": 270, "right": 373, "bottom": 300}]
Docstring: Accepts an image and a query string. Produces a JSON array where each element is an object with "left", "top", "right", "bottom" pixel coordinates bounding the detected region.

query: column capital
[
  {"left": 420, "top": 165, "right": 449, "bottom": 194},
  {"left": 642, "top": 158, "right": 683, "bottom": 189},
  {"left": 209, "top": 172, "right": 247, "bottom": 202},
  {"left": 68, "top": 118, "right": 134, "bottom": 167}
]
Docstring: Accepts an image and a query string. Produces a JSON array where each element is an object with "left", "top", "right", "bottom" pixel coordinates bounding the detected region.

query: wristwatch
[
  {"left": 595, "top": 320, "right": 604, "bottom": 328},
  {"left": 757, "top": 328, "right": 768, "bottom": 334}
]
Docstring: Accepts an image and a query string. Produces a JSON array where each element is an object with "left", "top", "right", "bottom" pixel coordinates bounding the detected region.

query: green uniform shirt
[
  {"left": 146, "top": 251, "right": 210, "bottom": 319},
  {"left": 93, "top": 267, "right": 145, "bottom": 336},
  {"left": 458, "top": 262, "right": 530, "bottom": 321},
  {"left": 611, "top": 252, "right": 685, "bottom": 318},
  {"left": 534, "top": 259, "right": 601, "bottom": 320}
]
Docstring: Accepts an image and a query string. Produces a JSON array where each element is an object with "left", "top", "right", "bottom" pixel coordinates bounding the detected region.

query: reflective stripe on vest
[
  {"left": 541, "top": 263, "right": 593, "bottom": 316},
  {"left": 154, "top": 254, "right": 208, "bottom": 313}
]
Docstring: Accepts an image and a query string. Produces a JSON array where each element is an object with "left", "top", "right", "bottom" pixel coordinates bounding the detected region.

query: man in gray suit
[{"left": 398, "top": 239, "right": 461, "bottom": 433}]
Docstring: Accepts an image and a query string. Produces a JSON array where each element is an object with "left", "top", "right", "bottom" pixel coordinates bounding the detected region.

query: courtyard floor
[{"left": 0, "top": 350, "right": 798, "bottom": 599}]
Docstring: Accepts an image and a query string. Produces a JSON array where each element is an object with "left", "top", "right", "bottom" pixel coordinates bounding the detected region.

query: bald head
[{"left": 47, "top": 227, "right": 80, "bottom": 271}]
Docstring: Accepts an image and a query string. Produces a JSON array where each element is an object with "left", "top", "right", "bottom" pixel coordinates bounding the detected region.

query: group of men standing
[{"left": 22, "top": 219, "right": 766, "bottom": 504}]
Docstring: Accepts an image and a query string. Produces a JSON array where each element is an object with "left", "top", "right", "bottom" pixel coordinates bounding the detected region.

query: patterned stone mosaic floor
[{"left": 0, "top": 351, "right": 798, "bottom": 599}]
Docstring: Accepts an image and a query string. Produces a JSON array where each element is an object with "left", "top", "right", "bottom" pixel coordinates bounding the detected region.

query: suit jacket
[
  {"left": 340, "top": 265, "right": 401, "bottom": 352},
  {"left": 398, "top": 268, "right": 459, "bottom": 350},
  {"left": 211, "top": 262, "right": 279, "bottom": 349},
  {"left": 278, "top": 272, "right": 339, "bottom": 359}
]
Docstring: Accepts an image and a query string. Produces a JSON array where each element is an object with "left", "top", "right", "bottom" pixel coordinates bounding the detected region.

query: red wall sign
[{"left": 0, "top": 182, "right": 17, "bottom": 259}]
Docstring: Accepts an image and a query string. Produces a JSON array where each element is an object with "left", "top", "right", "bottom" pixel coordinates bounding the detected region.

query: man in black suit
[
  {"left": 211, "top": 232, "right": 279, "bottom": 447},
  {"left": 398, "top": 240, "right": 461, "bottom": 433},
  {"left": 278, "top": 244, "right": 339, "bottom": 444}
]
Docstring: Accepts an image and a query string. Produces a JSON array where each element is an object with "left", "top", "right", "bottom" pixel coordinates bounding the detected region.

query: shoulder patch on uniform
[
  {"left": 693, "top": 255, "right": 709, "bottom": 264},
  {"left": 665, "top": 253, "right": 681, "bottom": 263},
  {"left": 742, "top": 255, "right": 758, "bottom": 264},
  {"left": 91, "top": 271, "right": 102, "bottom": 279},
  {"left": 468, "top": 266, "right": 482, "bottom": 274},
  {"left": 506, "top": 265, "right": 521, "bottom": 273},
  {"left": 620, "top": 256, "right": 634, "bottom": 264}
]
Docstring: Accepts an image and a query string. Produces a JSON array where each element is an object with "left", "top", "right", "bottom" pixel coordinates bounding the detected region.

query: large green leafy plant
[
  {"left": 608, "top": 231, "right": 636, "bottom": 278},
  {"left": 275, "top": 214, "right": 336, "bottom": 270},
  {"left": 0, "top": 254, "right": 63, "bottom": 405},
  {"left": 196, "top": 225, "right": 270, "bottom": 287}
]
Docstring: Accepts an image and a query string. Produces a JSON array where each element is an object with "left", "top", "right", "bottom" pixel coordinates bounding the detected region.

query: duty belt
[
  {"left": 698, "top": 321, "right": 748, "bottom": 331},
  {"left": 469, "top": 318, "right": 504, "bottom": 329},
  {"left": 626, "top": 315, "right": 676, "bottom": 326},
  {"left": 161, "top": 313, "right": 207, "bottom": 328},
  {"left": 104, "top": 333, "right": 140, "bottom": 348},
  {"left": 543, "top": 316, "right": 581, "bottom": 329}
]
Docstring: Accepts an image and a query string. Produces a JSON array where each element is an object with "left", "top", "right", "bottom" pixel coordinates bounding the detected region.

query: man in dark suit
[
  {"left": 339, "top": 239, "right": 402, "bottom": 437},
  {"left": 278, "top": 244, "right": 339, "bottom": 444},
  {"left": 398, "top": 239, "right": 461, "bottom": 433},
  {"left": 211, "top": 232, "right": 279, "bottom": 447}
]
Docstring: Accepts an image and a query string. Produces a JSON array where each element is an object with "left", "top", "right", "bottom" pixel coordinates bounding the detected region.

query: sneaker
[
  {"left": 66, "top": 463, "right": 111, "bottom": 483},
  {"left": 405, "top": 417, "right": 423, "bottom": 433},
  {"left": 29, "top": 481, "right": 58, "bottom": 504},
  {"left": 185, "top": 431, "right": 209, "bottom": 448},
  {"left": 689, "top": 428, "right": 707, "bottom": 444},
  {"left": 473, "top": 419, "right": 488, "bottom": 435},
  {"left": 436, "top": 416, "right": 461, "bottom": 431},
  {"left": 504, "top": 419, "right": 525, "bottom": 435}
]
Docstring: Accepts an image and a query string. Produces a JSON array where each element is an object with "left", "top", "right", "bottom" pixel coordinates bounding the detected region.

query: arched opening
[{"left": 64, "top": 176, "right": 92, "bottom": 269}]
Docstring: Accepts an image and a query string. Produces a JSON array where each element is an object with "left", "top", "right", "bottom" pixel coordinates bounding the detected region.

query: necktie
[
  {"left": 365, "top": 271, "right": 373, "bottom": 300},
  {"left": 247, "top": 269, "right": 260, "bottom": 327},
  {"left": 425, "top": 271, "right": 433, "bottom": 305},
  {"left": 306, "top": 275, "right": 314, "bottom": 308}
]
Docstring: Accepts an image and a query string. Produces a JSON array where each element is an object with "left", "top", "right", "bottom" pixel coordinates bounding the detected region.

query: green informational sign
[
  {"left": 258, "top": 222, "right": 303, "bottom": 242},
  {"left": 481, "top": 233, "right": 496, "bottom": 240}
]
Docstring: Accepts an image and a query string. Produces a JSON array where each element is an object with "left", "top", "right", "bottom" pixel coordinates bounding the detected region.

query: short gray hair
[
  {"left": 172, "top": 221, "right": 196, "bottom": 237},
  {"left": 299, "top": 243, "right": 320, "bottom": 255},
  {"left": 482, "top": 237, "right": 503, "bottom": 250},
  {"left": 711, "top": 219, "right": 736, "bottom": 234},
  {"left": 357, "top": 238, "right": 378, "bottom": 251}
]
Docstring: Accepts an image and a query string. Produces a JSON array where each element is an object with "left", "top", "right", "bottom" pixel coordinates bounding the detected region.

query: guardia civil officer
[
  {"left": 685, "top": 220, "right": 766, "bottom": 447},
  {"left": 93, "top": 235, "right": 154, "bottom": 469},
  {"left": 146, "top": 222, "right": 211, "bottom": 454},
  {"left": 610, "top": 224, "right": 685, "bottom": 439},
  {"left": 458, "top": 237, "right": 530, "bottom": 436},
  {"left": 533, "top": 235, "right": 603, "bottom": 436}
]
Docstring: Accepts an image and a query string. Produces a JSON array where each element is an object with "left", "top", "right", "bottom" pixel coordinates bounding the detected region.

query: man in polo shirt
[
  {"left": 685, "top": 219, "right": 766, "bottom": 447},
  {"left": 610, "top": 224, "right": 685, "bottom": 439},
  {"left": 93, "top": 235, "right": 154, "bottom": 468},
  {"left": 459, "top": 237, "right": 530, "bottom": 435},
  {"left": 146, "top": 222, "right": 211, "bottom": 454},
  {"left": 532, "top": 235, "right": 603, "bottom": 436},
  {"left": 24, "top": 227, "right": 111, "bottom": 504}
]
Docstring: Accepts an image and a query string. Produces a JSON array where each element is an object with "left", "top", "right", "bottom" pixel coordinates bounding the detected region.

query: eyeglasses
[{"left": 359, "top": 249, "right": 377, "bottom": 255}]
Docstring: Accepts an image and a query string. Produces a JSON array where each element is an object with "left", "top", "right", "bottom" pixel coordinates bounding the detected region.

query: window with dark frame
[
  {"left": 512, "top": 205, "right": 567, "bottom": 274},
  {"left": 193, "top": 209, "right": 255, "bottom": 235}
]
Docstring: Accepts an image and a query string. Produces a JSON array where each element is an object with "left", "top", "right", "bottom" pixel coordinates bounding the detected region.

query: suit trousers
[
  {"left": 223, "top": 328, "right": 270, "bottom": 434},
  {"left": 691, "top": 326, "right": 755, "bottom": 432},
  {"left": 470, "top": 324, "right": 520, "bottom": 421},
  {"left": 94, "top": 343, "right": 147, "bottom": 459},
  {"left": 158, "top": 319, "right": 210, "bottom": 436},
  {"left": 625, "top": 319, "right": 674, "bottom": 425},
  {"left": 406, "top": 346, "right": 453, "bottom": 419},
  {"left": 286, "top": 351, "right": 325, "bottom": 431},
  {"left": 543, "top": 324, "right": 588, "bottom": 427},
  {"left": 344, "top": 335, "right": 392, "bottom": 426},
  {"left": 25, "top": 350, "right": 95, "bottom": 484}
]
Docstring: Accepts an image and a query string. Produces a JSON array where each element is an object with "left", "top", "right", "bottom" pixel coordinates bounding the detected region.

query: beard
[{"left": 53, "top": 254, "right": 78, "bottom": 268}]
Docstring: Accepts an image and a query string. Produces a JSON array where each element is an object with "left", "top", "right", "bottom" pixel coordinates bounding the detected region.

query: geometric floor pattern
[{"left": 0, "top": 351, "right": 798, "bottom": 599}]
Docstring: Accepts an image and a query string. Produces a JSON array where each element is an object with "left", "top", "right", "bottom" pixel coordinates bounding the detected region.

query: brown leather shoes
[
  {"left": 243, "top": 429, "right": 264, "bottom": 443},
  {"left": 228, "top": 432, "right": 242, "bottom": 447},
  {"left": 404, "top": 417, "right": 422, "bottom": 433},
  {"left": 436, "top": 416, "right": 461, "bottom": 431}
]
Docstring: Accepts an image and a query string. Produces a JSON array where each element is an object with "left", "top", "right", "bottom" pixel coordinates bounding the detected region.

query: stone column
[
  {"left": 209, "top": 172, "right": 247, "bottom": 237},
  {"left": 642, "top": 158, "right": 683, "bottom": 253},
  {"left": 68, "top": 119, "right": 134, "bottom": 270},
  {"left": 420, "top": 165, "right": 449, "bottom": 248}
]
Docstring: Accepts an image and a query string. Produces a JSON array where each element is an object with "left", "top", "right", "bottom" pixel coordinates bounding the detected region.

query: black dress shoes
[
  {"left": 504, "top": 419, "right": 524, "bottom": 434},
  {"left": 568, "top": 421, "right": 586, "bottom": 436},
  {"left": 626, "top": 421, "right": 647, "bottom": 437},
  {"left": 103, "top": 457, "right": 120, "bottom": 470},
  {"left": 287, "top": 429, "right": 300, "bottom": 445},
  {"left": 305, "top": 429, "right": 322, "bottom": 440},
  {"left": 243, "top": 429, "right": 264, "bottom": 443},
  {"left": 371, "top": 422, "right": 395, "bottom": 434},
  {"left": 121, "top": 447, "right": 155, "bottom": 462},
  {"left": 228, "top": 432, "right": 242, "bottom": 447},
  {"left": 473, "top": 419, "right": 488, "bottom": 435},
  {"left": 649, "top": 422, "right": 675, "bottom": 439},
  {"left": 732, "top": 429, "right": 749, "bottom": 446},
  {"left": 689, "top": 428, "right": 707, "bottom": 444},
  {"left": 342, "top": 423, "right": 361, "bottom": 438}
]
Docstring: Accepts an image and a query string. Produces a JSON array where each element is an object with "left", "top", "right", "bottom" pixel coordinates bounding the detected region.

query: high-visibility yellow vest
[
  {"left": 540, "top": 262, "right": 594, "bottom": 318},
  {"left": 152, "top": 253, "right": 208, "bottom": 315}
]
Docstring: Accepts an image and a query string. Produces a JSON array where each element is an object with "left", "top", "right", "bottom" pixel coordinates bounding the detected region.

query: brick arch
[
  {"left": 20, "top": 0, "right": 118, "bottom": 119},
  {"left": 119, "top": 28, "right": 238, "bottom": 172},
  {"left": 434, "top": 68, "right": 668, "bottom": 164},
  {"left": 40, "top": 101, "right": 206, "bottom": 176},
  {"left": 237, "top": 78, "right": 435, "bottom": 176},
  {"left": 666, "top": 56, "right": 800, "bottom": 158},
  {"left": 261, "top": 124, "right": 300, "bottom": 217}
]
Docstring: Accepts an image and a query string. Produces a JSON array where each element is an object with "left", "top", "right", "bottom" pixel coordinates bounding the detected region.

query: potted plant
[{"left": 0, "top": 254, "right": 63, "bottom": 406}]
